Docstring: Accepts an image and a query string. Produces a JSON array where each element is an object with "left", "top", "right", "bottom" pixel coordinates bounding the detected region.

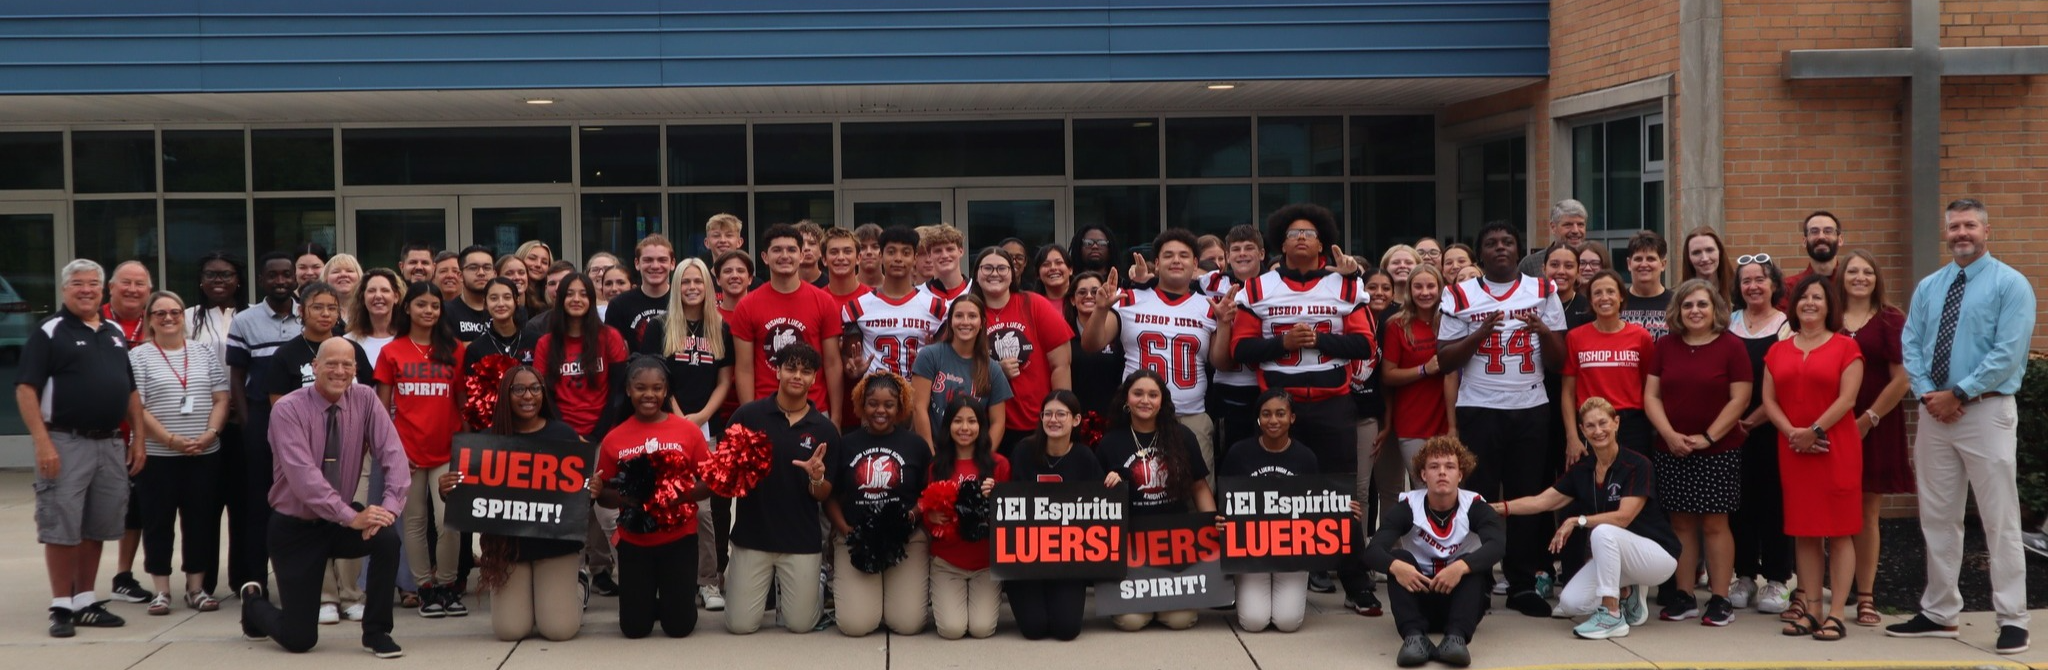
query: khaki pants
[
  {"left": 931, "top": 556, "right": 998, "bottom": 639},
  {"left": 832, "top": 530, "right": 930, "bottom": 636},
  {"left": 1114, "top": 609, "right": 1198, "bottom": 631},
  {"left": 697, "top": 498, "right": 722, "bottom": 587},
  {"left": 491, "top": 553, "right": 583, "bottom": 641},
  {"left": 724, "top": 545, "right": 823, "bottom": 634},
  {"left": 1915, "top": 397, "right": 2029, "bottom": 628},
  {"left": 321, "top": 467, "right": 370, "bottom": 607},
  {"left": 1356, "top": 418, "right": 1403, "bottom": 518},
  {"left": 583, "top": 506, "right": 618, "bottom": 576},
  {"left": 1178, "top": 412, "right": 1216, "bottom": 483},
  {"left": 403, "top": 465, "right": 459, "bottom": 586}
]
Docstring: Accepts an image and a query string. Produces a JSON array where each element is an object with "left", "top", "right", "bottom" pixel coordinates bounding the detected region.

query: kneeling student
[{"left": 1365, "top": 436, "right": 1504, "bottom": 667}]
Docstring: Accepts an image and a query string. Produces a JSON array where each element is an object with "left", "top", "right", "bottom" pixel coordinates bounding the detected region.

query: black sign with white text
[
  {"left": 442, "top": 433, "right": 596, "bottom": 542},
  {"left": 1216, "top": 476, "right": 1356, "bottom": 573},
  {"left": 1095, "top": 513, "right": 1233, "bottom": 615},
  {"left": 990, "top": 482, "right": 1128, "bottom": 581}
]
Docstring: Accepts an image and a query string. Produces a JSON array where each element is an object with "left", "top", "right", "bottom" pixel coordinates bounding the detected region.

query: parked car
[{"left": 0, "top": 274, "right": 34, "bottom": 363}]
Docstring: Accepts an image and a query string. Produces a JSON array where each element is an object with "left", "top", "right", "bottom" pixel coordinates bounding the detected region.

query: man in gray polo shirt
[{"left": 15, "top": 258, "right": 147, "bottom": 638}]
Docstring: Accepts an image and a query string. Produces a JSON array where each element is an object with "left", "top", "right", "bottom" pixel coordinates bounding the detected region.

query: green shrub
[{"left": 2015, "top": 354, "right": 2048, "bottom": 521}]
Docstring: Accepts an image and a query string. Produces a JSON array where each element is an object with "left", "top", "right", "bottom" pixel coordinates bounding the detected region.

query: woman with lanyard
[
  {"left": 376, "top": 281, "right": 469, "bottom": 618},
  {"left": 1097, "top": 370, "right": 1213, "bottom": 632},
  {"left": 1003, "top": 390, "right": 1106, "bottom": 641},
  {"left": 909, "top": 294, "right": 1012, "bottom": 448},
  {"left": 1727, "top": 255, "right": 1795, "bottom": 615},
  {"left": 826, "top": 372, "right": 930, "bottom": 637},
  {"left": 592, "top": 357, "right": 714, "bottom": 639},
  {"left": 1493, "top": 398, "right": 1682, "bottom": 640},
  {"left": 184, "top": 251, "right": 241, "bottom": 598},
  {"left": 1835, "top": 249, "right": 1911, "bottom": 629},
  {"left": 437, "top": 366, "right": 587, "bottom": 641},
  {"left": 131, "top": 290, "right": 230, "bottom": 615},
  {"left": 1380, "top": 264, "right": 1450, "bottom": 484},
  {"left": 344, "top": 268, "right": 419, "bottom": 609},
  {"left": 1642, "top": 278, "right": 1753, "bottom": 626},
  {"left": 462, "top": 278, "right": 535, "bottom": 368},
  {"left": 534, "top": 273, "right": 630, "bottom": 441},
  {"left": 924, "top": 398, "right": 1010, "bottom": 640},
  {"left": 641, "top": 257, "right": 735, "bottom": 612},
  {"left": 967, "top": 246, "right": 1074, "bottom": 458}
]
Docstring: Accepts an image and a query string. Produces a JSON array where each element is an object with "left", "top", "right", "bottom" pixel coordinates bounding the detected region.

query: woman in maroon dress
[
  {"left": 1834, "top": 250, "right": 1911, "bottom": 627},
  {"left": 1762, "top": 274, "right": 1865, "bottom": 642}
]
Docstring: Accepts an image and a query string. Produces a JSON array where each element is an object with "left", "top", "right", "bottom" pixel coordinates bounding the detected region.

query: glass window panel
[
  {"left": 1165, "top": 184, "right": 1252, "bottom": 239},
  {"left": 162, "top": 130, "right": 245, "bottom": 193},
  {"left": 1643, "top": 180, "right": 1665, "bottom": 233},
  {"left": 0, "top": 211, "right": 57, "bottom": 435},
  {"left": 666, "top": 125, "right": 747, "bottom": 187},
  {"left": 963, "top": 199, "right": 1057, "bottom": 253},
  {"left": 252, "top": 129, "right": 334, "bottom": 192},
  {"left": 1259, "top": 183, "right": 1346, "bottom": 248},
  {"left": 164, "top": 200, "right": 248, "bottom": 295},
  {"left": 753, "top": 191, "right": 834, "bottom": 246},
  {"left": 841, "top": 120, "right": 1063, "bottom": 179},
  {"left": 1350, "top": 115, "right": 1436, "bottom": 177},
  {"left": 72, "top": 131, "right": 156, "bottom": 194},
  {"left": 1165, "top": 117, "right": 1251, "bottom": 178},
  {"left": 74, "top": 199, "right": 159, "bottom": 279},
  {"left": 852, "top": 201, "right": 944, "bottom": 229},
  {"left": 1605, "top": 117, "right": 1643, "bottom": 231},
  {"left": 472, "top": 207, "right": 562, "bottom": 258},
  {"left": 253, "top": 198, "right": 336, "bottom": 259},
  {"left": 752, "top": 124, "right": 833, "bottom": 186},
  {"left": 583, "top": 193, "right": 666, "bottom": 262},
  {"left": 1353, "top": 182, "right": 1436, "bottom": 261},
  {"left": 342, "top": 127, "right": 571, "bottom": 186},
  {"left": 0, "top": 132, "right": 64, "bottom": 190},
  {"left": 1073, "top": 185, "right": 1159, "bottom": 245},
  {"left": 1073, "top": 118, "right": 1158, "bottom": 180},
  {"left": 1258, "top": 117, "right": 1343, "bottom": 177},
  {"left": 580, "top": 126, "right": 659, "bottom": 187},
  {"left": 1572, "top": 124, "right": 1606, "bottom": 231},
  {"left": 666, "top": 192, "right": 746, "bottom": 261},
  {"left": 354, "top": 208, "right": 445, "bottom": 273}
]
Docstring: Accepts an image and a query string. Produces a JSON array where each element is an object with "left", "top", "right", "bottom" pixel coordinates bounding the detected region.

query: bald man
[
  {"left": 103, "top": 261, "right": 158, "bottom": 605},
  {"left": 243, "top": 337, "right": 409, "bottom": 657}
]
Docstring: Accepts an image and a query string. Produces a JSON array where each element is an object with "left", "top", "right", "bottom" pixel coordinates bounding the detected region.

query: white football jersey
[
  {"left": 1235, "top": 270, "right": 1373, "bottom": 397},
  {"left": 841, "top": 287, "right": 947, "bottom": 378},
  {"left": 1113, "top": 287, "right": 1216, "bottom": 415},
  {"left": 1436, "top": 274, "right": 1566, "bottom": 410},
  {"left": 1198, "top": 271, "right": 1257, "bottom": 388},
  {"left": 1397, "top": 489, "right": 1485, "bottom": 578}
]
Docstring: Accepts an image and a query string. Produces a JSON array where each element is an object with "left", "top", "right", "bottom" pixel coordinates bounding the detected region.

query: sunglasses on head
[{"left": 1737, "top": 253, "right": 1772, "bottom": 266}]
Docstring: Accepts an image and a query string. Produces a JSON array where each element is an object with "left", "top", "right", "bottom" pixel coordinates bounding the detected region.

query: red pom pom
[
  {"left": 642, "top": 448, "right": 699, "bottom": 531},
  {"left": 1076, "top": 410, "right": 1107, "bottom": 448},
  {"left": 707, "top": 425, "right": 774, "bottom": 498},
  {"left": 917, "top": 480, "right": 963, "bottom": 539},
  {"left": 462, "top": 354, "right": 517, "bottom": 429}
]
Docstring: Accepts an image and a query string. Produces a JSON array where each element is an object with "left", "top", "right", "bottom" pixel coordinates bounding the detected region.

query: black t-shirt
[
  {"left": 16, "top": 309, "right": 134, "bottom": 430},
  {"left": 1218, "top": 438, "right": 1321, "bottom": 478},
  {"left": 603, "top": 288, "right": 669, "bottom": 351},
  {"left": 1068, "top": 328, "right": 1124, "bottom": 418},
  {"left": 1009, "top": 442, "right": 1106, "bottom": 484},
  {"left": 831, "top": 428, "right": 930, "bottom": 527},
  {"left": 442, "top": 296, "right": 495, "bottom": 343},
  {"left": 1619, "top": 290, "right": 1672, "bottom": 341},
  {"left": 1562, "top": 293, "right": 1595, "bottom": 330},
  {"left": 729, "top": 398, "right": 841, "bottom": 554},
  {"left": 639, "top": 315, "right": 734, "bottom": 416},
  {"left": 506, "top": 419, "right": 587, "bottom": 561},
  {"left": 1095, "top": 422, "right": 1210, "bottom": 515},
  {"left": 461, "top": 324, "right": 537, "bottom": 370},
  {"left": 1550, "top": 448, "right": 1681, "bottom": 558},
  {"left": 263, "top": 335, "right": 376, "bottom": 400}
]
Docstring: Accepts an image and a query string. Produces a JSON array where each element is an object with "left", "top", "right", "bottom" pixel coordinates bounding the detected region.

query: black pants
[
  {"left": 1386, "top": 550, "right": 1489, "bottom": 640},
  {"left": 1208, "top": 382, "right": 1260, "bottom": 462},
  {"left": 1614, "top": 409, "right": 1653, "bottom": 456},
  {"left": 138, "top": 451, "right": 222, "bottom": 578},
  {"left": 1457, "top": 405, "right": 1549, "bottom": 594},
  {"left": 711, "top": 498, "right": 733, "bottom": 573},
  {"left": 226, "top": 421, "right": 274, "bottom": 592},
  {"left": 1290, "top": 396, "right": 1372, "bottom": 599},
  {"left": 1731, "top": 423, "right": 1793, "bottom": 582},
  {"left": 245, "top": 511, "right": 399, "bottom": 653},
  {"left": 617, "top": 534, "right": 699, "bottom": 639},
  {"left": 1005, "top": 579, "right": 1087, "bottom": 641}
]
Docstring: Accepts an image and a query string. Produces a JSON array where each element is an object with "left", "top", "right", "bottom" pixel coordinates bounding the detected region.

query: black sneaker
[
  {"left": 111, "top": 572, "right": 151, "bottom": 603},
  {"left": 1434, "top": 634, "right": 1472, "bottom": 667},
  {"left": 1884, "top": 613, "right": 1960, "bottom": 638},
  {"left": 1997, "top": 626, "right": 2030, "bottom": 654},
  {"left": 591, "top": 571, "right": 620, "bottom": 597},
  {"left": 1345, "top": 589, "right": 1384, "bottom": 617},
  {"left": 442, "top": 586, "right": 469, "bottom": 617},
  {"left": 238, "top": 582, "right": 269, "bottom": 641},
  {"left": 362, "top": 632, "right": 405, "bottom": 659},
  {"left": 1507, "top": 591, "right": 1552, "bottom": 618},
  {"left": 71, "top": 601, "right": 126, "bottom": 628},
  {"left": 1700, "top": 595, "right": 1735, "bottom": 627},
  {"left": 1660, "top": 592, "right": 1700, "bottom": 621},
  {"left": 1307, "top": 572, "right": 1336, "bottom": 594},
  {"left": 416, "top": 585, "right": 445, "bottom": 619},
  {"left": 1396, "top": 635, "right": 1435, "bottom": 668},
  {"left": 48, "top": 607, "right": 74, "bottom": 638}
]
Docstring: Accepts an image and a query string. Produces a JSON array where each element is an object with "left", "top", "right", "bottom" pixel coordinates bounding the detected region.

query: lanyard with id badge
[{"left": 158, "top": 345, "right": 198, "bottom": 415}]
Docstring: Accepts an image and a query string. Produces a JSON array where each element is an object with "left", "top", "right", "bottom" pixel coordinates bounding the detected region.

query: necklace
[
  {"left": 1131, "top": 428, "right": 1157, "bottom": 455},
  {"left": 1427, "top": 506, "right": 1456, "bottom": 528},
  {"left": 487, "top": 326, "right": 522, "bottom": 356}
]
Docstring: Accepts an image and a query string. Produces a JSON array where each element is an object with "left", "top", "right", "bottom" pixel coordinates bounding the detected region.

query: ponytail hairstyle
[
  {"left": 391, "top": 281, "right": 458, "bottom": 366},
  {"left": 1110, "top": 369, "right": 1192, "bottom": 505},
  {"left": 929, "top": 397, "right": 996, "bottom": 484}
]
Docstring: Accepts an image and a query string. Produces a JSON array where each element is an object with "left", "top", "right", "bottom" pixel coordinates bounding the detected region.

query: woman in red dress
[
  {"left": 1835, "top": 250, "right": 1912, "bottom": 627},
  {"left": 1762, "top": 274, "right": 1865, "bottom": 642}
]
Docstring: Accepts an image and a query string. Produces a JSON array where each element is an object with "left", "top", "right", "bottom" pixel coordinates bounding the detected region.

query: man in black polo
[{"left": 16, "top": 258, "right": 146, "bottom": 638}]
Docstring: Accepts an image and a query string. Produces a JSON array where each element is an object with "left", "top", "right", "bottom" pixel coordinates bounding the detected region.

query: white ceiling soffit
[{"left": 0, "top": 78, "right": 1539, "bottom": 125}]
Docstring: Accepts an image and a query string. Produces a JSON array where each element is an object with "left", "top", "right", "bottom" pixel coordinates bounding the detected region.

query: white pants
[
  {"left": 1916, "top": 397, "right": 2029, "bottom": 628},
  {"left": 1556, "top": 525, "right": 1677, "bottom": 617},
  {"left": 1236, "top": 572, "right": 1309, "bottom": 632}
]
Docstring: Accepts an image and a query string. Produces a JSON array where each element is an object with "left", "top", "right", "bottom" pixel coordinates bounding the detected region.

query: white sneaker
[
  {"left": 2024, "top": 531, "right": 2048, "bottom": 559},
  {"left": 318, "top": 603, "right": 340, "bottom": 625},
  {"left": 699, "top": 585, "right": 726, "bottom": 611},
  {"left": 1757, "top": 581, "right": 1791, "bottom": 614},
  {"left": 1728, "top": 577, "right": 1756, "bottom": 610},
  {"left": 1492, "top": 577, "right": 1509, "bottom": 596},
  {"left": 343, "top": 604, "right": 366, "bottom": 621}
]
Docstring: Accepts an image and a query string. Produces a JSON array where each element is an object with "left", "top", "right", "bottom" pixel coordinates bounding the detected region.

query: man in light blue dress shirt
[{"left": 1886, "top": 198, "right": 2036, "bottom": 654}]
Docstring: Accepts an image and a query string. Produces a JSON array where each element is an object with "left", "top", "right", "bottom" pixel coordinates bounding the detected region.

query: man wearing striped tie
[{"left": 1887, "top": 198, "right": 2037, "bottom": 655}]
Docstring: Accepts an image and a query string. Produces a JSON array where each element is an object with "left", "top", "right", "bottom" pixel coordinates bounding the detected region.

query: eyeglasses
[
  {"left": 977, "top": 265, "right": 1012, "bottom": 274},
  {"left": 304, "top": 303, "right": 340, "bottom": 314},
  {"left": 149, "top": 309, "right": 182, "bottom": 319},
  {"left": 202, "top": 271, "right": 237, "bottom": 281},
  {"left": 509, "top": 384, "right": 544, "bottom": 397},
  {"left": 1042, "top": 410, "right": 1073, "bottom": 420},
  {"left": 1284, "top": 229, "right": 1319, "bottom": 239},
  {"left": 1737, "top": 253, "right": 1772, "bottom": 266},
  {"left": 1079, "top": 239, "right": 1109, "bottom": 248}
]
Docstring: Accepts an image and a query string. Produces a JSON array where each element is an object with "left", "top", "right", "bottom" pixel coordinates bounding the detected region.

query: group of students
[{"left": 37, "top": 195, "right": 2034, "bottom": 665}]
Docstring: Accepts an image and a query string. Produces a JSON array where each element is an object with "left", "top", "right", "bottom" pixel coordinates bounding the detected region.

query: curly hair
[
  {"left": 1409, "top": 435, "right": 1478, "bottom": 482},
  {"left": 852, "top": 370, "right": 914, "bottom": 428}
]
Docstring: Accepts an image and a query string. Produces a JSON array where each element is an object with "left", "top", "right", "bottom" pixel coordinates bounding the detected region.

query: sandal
[
  {"left": 399, "top": 591, "right": 422, "bottom": 609},
  {"left": 1813, "top": 615, "right": 1847, "bottom": 641},
  {"left": 147, "top": 592, "right": 171, "bottom": 616},
  {"left": 1782, "top": 611, "right": 1819, "bottom": 637},
  {"left": 1855, "top": 593, "right": 1882, "bottom": 627},
  {"left": 1779, "top": 592, "right": 1809, "bottom": 622},
  {"left": 185, "top": 590, "right": 220, "bottom": 612}
]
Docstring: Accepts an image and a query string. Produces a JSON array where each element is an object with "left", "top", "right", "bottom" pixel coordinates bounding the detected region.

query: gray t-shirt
[{"left": 909, "top": 342, "right": 1013, "bottom": 435}]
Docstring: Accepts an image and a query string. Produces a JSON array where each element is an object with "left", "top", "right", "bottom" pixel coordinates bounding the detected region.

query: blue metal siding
[{"left": 0, "top": 1, "right": 1548, "bottom": 94}]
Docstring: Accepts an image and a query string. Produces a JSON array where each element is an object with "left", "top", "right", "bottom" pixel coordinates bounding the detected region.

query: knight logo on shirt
[
  {"left": 849, "top": 448, "right": 905, "bottom": 502},
  {"left": 1605, "top": 482, "right": 1623, "bottom": 502},
  {"left": 763, "top": 318, "right": 807, "bottom": 360},
  {"left": 1127, "top": 449, "right": 1168, "bottom": 503},
  {"left": 989, "top": 325, "right": 1032, "bottom": 364}
]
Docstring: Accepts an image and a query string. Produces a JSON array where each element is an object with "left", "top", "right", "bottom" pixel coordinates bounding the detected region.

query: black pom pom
[
  {"left": 955, "top": 482, "right": 992, "bottom": 542},
  {"left": 848, "top": 499, "right": 916, "bottom": 574}
]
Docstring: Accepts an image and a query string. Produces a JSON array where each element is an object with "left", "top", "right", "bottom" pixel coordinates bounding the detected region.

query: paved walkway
[{"left": 0, "top": 470, "right": 2040, "bottom": 670}]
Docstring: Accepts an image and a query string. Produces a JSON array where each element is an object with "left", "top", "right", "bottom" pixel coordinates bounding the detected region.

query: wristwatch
[
  {"left": 1951, "top": 386, "right": 1972, "bottom": 403},
  {"left": 1576, "top": 515, "right": 1588, "bottom": 528}
]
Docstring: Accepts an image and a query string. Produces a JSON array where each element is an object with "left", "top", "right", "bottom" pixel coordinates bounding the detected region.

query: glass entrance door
[
  {"left": 462, "top": 194, "right": 576, "bottom": 263},
  {"left": 955, "top": 187, "right": 1066, "bottom": 253},
  {"left": 0, "top": 201, "right": 66, "bottom": 449},
  {"left": 842, "top": 189, "right": 953, "bottom": 230},
  {"left": 344, "top": 196, "right": 456, "bottom": 272}
]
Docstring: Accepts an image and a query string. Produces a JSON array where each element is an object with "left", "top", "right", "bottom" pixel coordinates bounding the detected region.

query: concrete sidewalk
[{"left": 1, "top": 470, "right": 2040, "bottom": 670}]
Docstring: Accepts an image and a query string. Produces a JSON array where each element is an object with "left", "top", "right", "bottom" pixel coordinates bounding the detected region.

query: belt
[
  {"left": 47, "top": 425, "right": 119, "bottom": 440},
  {"left": 1965, "top": 391, "right": 2008, "bottom": 405}
]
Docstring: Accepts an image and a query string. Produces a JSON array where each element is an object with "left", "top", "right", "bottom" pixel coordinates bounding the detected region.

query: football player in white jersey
[
  {"left": 1365, "top": 436, "right": 1504, "bottom": 668},
  {"left": 1434, "top": 222, "right": 1567, "bottom": 618},
  {"left": 1080, "top": 228, "right": 1235, "bottom": 475},
  {"left": 842, "top": 226, "right": 946, "bottom": 378},
  {"left": 1202, "top": 224, "right": 1269, "bottom": 459}
]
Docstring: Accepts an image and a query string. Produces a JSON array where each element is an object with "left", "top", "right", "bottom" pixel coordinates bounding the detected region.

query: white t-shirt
[
  {"left": 1437, "top": 275, "right": 1566, "bottom": 410},
  {"left": 130, "top": 341, "right": 230, "bottom": 457}
]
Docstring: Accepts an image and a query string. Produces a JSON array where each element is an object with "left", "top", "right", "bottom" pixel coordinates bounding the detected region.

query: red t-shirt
[
  {"left": 1563, "top": 323, "right": 1656, "bottom": 411},
  {"left": 597, "top": 414, "right": 711, "bottom": 547},
  {"left": 982, "top": 292, "right": 1074, "bottom": 432},
  {"left": 730, "top": 281, "right": 845, "bottom": 412},
  {"left": 926, "top": 454, "right": 1011, "bottom": 571},
  {"left": 533, "top": 328, "right": 630, "bottom": 437},
  {"left": 373, "top": 340, "right": 467, "bottom": 468},
  {"left": 1382, "top": 317, "right": 1448, "bottom": 439},
  {"left": 826, "top": 282, "right": 870, "bottom": 311},
  {"left": 1648, "top": 331, "right": 1754, "bottom": 455}
]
